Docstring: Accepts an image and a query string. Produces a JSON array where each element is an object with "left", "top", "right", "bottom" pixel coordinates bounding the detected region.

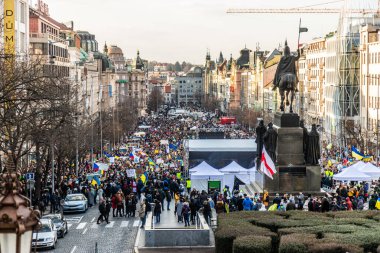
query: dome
[{"left": 108, "top": 45, "right": 123, "bottom": 56}]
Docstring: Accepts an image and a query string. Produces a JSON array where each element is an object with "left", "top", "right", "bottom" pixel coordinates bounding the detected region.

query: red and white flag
[{"left": 260, "top": 146, "right": 277, "bottom": 180}]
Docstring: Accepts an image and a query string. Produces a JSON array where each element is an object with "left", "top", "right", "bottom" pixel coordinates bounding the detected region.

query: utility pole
[{"left": 75, "top": 63, "right": 79, "bottom": 178}]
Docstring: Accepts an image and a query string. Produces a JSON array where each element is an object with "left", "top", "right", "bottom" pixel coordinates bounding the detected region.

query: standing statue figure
[
  {"left": 306, "top": 124, "right": 321, "bottom": 165},
  {"left": 273, "top": 40, "right": 300, "bottom": 113},
  {"left": 263, "top": 122, "right": 278, "bottom": 163},
  {"left": 255, "top": 120, "right": 267, "bottom": 166},
  {"left": 300, "top": 120, "right": 308, "bottom": 163}
]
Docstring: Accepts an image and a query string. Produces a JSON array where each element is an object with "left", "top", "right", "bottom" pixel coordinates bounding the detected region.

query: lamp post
[{"left": 0, "top": 153, "right": 40, "bottom": 253}]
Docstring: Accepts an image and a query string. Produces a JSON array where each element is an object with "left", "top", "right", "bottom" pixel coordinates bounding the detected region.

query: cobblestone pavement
[{"left": 35, "top": 205, "right": 139, "bottom": 253}]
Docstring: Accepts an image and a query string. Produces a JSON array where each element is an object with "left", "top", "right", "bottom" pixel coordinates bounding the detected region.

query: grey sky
[{"left": 40, "top": 0, "right": 374, "bottom": 64}]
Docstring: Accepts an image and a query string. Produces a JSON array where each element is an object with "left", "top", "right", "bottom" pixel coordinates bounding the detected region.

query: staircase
[{"left": 243, "top": 181, "right": 263, "bottom": 195}]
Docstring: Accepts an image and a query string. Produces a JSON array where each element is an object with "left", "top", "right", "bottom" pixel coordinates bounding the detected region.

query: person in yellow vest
[
  {"left": 186, "top": 179, "right": 191, "bottom": 194},
  {"left": 263, "top": 190, "right": 269, "bottom": 209},
  {"left": 176, "top": 172, "right": 182, "bottom": 180}
]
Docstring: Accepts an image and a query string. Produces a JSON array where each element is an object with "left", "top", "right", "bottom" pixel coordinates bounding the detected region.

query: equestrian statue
[{"left": 273, "top": 40, "right": 300, "bottom": 113}]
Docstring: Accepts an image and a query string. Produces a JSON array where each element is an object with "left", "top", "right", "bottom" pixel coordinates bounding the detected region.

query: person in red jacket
[
  {"left": 346, "top": 197, "right": 353, "bottom": 211},
  {"left": 111, "top": 195, "right": 117, "bottom": 217}
]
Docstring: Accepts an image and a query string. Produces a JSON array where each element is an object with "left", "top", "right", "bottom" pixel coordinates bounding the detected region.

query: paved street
[{"left": 36, "top": 205, "right": 139, "bottom": 253}]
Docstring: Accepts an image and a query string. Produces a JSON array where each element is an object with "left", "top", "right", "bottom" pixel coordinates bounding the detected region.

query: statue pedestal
[
  {"left": 263, "top": 112, "right": 320, "bottom": 195},
  {"left": 273, "top": 113, "right": 304, "bottom": 166}
]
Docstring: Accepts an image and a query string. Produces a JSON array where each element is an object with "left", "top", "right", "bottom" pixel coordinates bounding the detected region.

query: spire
[
  {"left": 285, "top": 39, "right": 288, "bottom": 47},
  {"left": 206, "top": 50, "right": 211, "bottom": 61},
  {"left": 103, "top": 41, "right": 108, "bottom": 55},
  {"left": 218, "top": 51, "right": 224, "bottom": 64}
]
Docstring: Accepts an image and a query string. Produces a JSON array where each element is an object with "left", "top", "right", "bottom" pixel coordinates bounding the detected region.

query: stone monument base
[{"left": 263, "top": 166, "right": 321, "bottom": 194}]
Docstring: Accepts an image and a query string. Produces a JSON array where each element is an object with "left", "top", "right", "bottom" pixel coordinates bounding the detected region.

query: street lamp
[{"left": 0, "top": 153, "right": 40, "bottom": 253}]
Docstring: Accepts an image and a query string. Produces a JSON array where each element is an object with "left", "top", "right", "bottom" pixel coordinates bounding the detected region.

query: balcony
[{"left": 30, "top": 33, "right": 68, "bottom": 44}]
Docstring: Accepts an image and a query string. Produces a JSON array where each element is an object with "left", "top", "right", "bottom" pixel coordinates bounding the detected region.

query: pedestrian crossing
[{"left": 67, "top": 219, "right": 141, "bottom": 231}]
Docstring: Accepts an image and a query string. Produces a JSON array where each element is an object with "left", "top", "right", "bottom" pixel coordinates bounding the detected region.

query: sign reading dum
[{"left": 4, "top": 0, "right": 15, "bottom": 55}]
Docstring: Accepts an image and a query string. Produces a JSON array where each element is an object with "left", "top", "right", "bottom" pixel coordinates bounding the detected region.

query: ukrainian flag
[
  {"left": 91, "top": 176, "right": 101, "bottom": 186},
  {"left": 141, "top": 171, "right": 148, "bottom": 184},
  {"left": 352, "top": 146, "right": 365, "bottom": 160},
  {"left": 148, "top": 158, "right": 155, "bottom": 166}
]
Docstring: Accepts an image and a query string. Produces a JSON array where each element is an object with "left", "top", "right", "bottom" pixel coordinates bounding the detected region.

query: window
[
  {"left": 20, "top": 32, "right": 25, "bottom": 52},
  {"left": 20, "top": 2, "right": 26, "bottom": 23}
]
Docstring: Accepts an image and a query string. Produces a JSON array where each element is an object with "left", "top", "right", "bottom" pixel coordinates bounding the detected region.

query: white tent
[
  {"left": 190, "top": 163, "right": 224, "bottom": 191},
  {"left": 220, "top": 161, "right": 250, "bottom": 190},
  {"left": 220, "top": 161, "right": 248, "bottom": 173},
  {"left": 333, "top": 163, "right": 372, "bottom": 181},
  {"left": 359, "top": 163, "right": 380, "bottom": 180},
  {"left": 189, "top": 161, "right": 216, "bottom": 174}
]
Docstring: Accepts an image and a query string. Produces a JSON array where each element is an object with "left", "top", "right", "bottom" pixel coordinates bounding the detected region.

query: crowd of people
[{"left": 23, "top": 110, "right": 380, "bottom": 230}]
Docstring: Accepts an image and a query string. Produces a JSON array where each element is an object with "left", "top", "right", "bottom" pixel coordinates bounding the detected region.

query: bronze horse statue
[{"left": 273, "top": 41, "right": 300, "bottom": 113}]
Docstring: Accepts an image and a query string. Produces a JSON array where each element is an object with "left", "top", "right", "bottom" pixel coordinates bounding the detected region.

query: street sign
[{"left": 26, "top": 173, "right": 34, "bottom": 180}]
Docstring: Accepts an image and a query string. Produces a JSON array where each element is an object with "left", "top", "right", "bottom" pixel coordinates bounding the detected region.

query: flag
[
  {"left": 299, "top": 27, "right": 308, "bottom": 33},
  {"left": 148, "top": 158, "right": 155, "bottom": 166},
  {"left": 93, "top": 163, "right": 100, "bottom": 172},
  {"left": 352, "top": 146, "right": 365, "bottom": 160},
  {"left": 129, "top": 152, "right": 134, "bottom": 160},
  {"left": 103, "top": 151, "right": 111, "bottom": 158},
  {"left": 134, "top": 156, "right": 140, "bottom": 163},
  {"left": 141, "top": 171, "right": 148, "bottom": 184},
  {"left": 169, "top": 143, "right": 177, "bottom": 151},
  {"left": 260, "top": 146, "right": 277, "bottom": 180},
  {"left": 91, "top": 176, "right": 101, "bottom": 186}
]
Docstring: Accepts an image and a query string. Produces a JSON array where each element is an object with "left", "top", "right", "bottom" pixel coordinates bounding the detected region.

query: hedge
[
  {"left": 233, "top": 236, "right": 271, "bottom": 253},
  {"left": 278, "top": 224, "right": 365, "bottom": 236},
  {"left": 215, "top": 220, "right": 276, "bottom": 253},
  {"left": 217, "top": 210, "right": 380, "bottom": 253}
]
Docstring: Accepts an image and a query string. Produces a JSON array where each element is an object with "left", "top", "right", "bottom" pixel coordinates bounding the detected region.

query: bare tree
[{"left": 147, "top": 87, "right": 164, "bottom": 113}]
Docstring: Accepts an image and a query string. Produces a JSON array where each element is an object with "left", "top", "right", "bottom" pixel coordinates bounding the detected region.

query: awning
[{"left": 116, "top": 79, "right": 128, "bottom": 83}]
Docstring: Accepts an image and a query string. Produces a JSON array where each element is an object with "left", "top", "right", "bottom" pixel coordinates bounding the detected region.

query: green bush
[
  {"left": 279, "top": 234, "right": 310, "bottom": 253},
  {"left": 308, "top": 242, "right": 363, "bottom": 253},
  {"left": 325, "top": 230, "right": 380, "bottom": 253},
  {"left": 215, "top": 220, "right": 276, "bottom": 253},
  {"left": 233, "top": 235, "right": 272, "bottom": 253},
  {"left": 218, "top": 210, "right": 380, "bottom": 253},
  {"left": 278, "top": 224, "right": 364, "bottom": 236}
]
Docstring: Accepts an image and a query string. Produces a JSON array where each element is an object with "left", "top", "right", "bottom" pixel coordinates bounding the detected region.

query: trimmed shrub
[
  {"left": 233, "top": 235, "right": 271, "bottom": 253},
  {"left": 279, "top": 234, "right": 310, "bottom": 253},
  {"left": 324, "top": 230, "right": 380, "bottom": 253},
  {"left": 215, "top": 220, "right": 276, "bottom": 253},
  {"left": 308, "top": 242, "right": 363, "bottom": 253},
  {"left": 278, "top": 224, "right": 364, "bottom": 236}
]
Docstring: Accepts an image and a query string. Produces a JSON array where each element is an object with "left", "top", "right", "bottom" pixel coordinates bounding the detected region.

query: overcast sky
[{"left": 38, "top": 0, "right": 376, "bottom": 64}]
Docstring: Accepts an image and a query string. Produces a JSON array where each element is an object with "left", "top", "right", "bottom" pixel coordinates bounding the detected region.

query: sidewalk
[{"left": 152, "top": 201, "right": 195, "bottom": 229}]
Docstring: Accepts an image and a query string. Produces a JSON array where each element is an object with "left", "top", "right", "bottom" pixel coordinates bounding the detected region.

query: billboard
[{"left": 4, "top": 0, "right": 15, "bottom": 55}]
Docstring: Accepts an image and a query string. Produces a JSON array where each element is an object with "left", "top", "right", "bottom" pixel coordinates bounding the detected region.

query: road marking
[
  {"left": 65, "top": 217, "right": 83, "bottom": 223},
  {"left": 82, "top": 228, "right": 88, "bottom": 235},
  {"left": 91, "top": 217, "right": 95, "bottom": 223},
  {"left": 67, "top": 224, "right": 73, "bottom": 229},
  {"left": 76, "top": 222, "right": 87, "bottom": 230},
  {"left": 70, "top": 246, "right": 77, "bottom": 253},
  {"left": 105, "top": 221, "right": 115, "bottom": 228},
  {"left": 121, "top": 221, "right": 129, "bottom": 227},
  {"left": 91, "top": 222, "right": 99, "bottom": 229},
  {"left": 133, "top": 220, "right": 140, "bottom": 227}
]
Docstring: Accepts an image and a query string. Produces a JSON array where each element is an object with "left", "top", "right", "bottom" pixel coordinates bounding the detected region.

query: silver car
[
  {"left": 62, "top": 193, "right": 88, "bottom": 213},
  {"left": 32, "top": 218, "right": 58, "bottom": 250}
]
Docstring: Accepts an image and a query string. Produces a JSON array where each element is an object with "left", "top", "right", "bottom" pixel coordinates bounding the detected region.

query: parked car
[
  {"left": 43, "top": 213, "right": 68, "bottom": 238},
  {"left": 32, "top": 218, "right": 58, "bottom": 250},
  {"left": 62, "top": 193, "right": 88, "bottom": 213}
]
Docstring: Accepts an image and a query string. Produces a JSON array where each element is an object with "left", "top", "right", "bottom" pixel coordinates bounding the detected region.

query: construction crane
[
  {"left": 226, "top": 8, "right": 375, "bottom": 14},
  {"left": 227, "top": 0, "right": 380, "bottom": 14}
]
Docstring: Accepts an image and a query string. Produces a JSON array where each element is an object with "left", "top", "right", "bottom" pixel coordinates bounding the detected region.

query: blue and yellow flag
[
  {"left": 91, "top": 176, "right": 101, "bottom": 186},
  {"left": 352, "top": 146, "right": 365, "bottom": 160},
  {"left": 141, "top": 171, "right": 148, "bottom": 184}
]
